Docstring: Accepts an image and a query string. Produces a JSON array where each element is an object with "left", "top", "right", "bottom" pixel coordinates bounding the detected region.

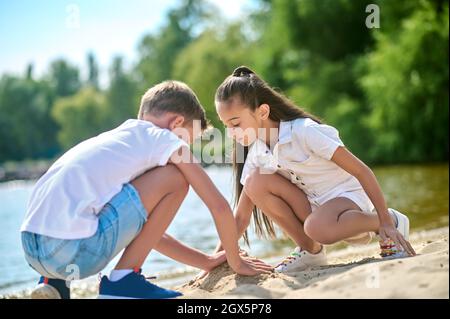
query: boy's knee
[{"left": 164, "top": 164, "right": 189, "bottom": 193}]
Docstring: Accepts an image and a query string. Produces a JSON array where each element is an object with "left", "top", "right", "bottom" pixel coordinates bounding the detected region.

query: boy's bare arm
[
  {"left": 155, "top": 233, "right": 225, "bottom": 271},
  {"left": 169, "top": 146, "right": 273, "bottom": 276},
  {"left": 169, "top": 149, "right": 241, "bottom": 268},
  {"left": 214, "top": 191, "right": 254, "bottom": 253}
]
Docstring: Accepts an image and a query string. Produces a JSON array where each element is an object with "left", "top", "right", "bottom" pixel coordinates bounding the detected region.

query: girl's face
[{"left": 216, "top": 98, "right": 263, "bottom": 146}]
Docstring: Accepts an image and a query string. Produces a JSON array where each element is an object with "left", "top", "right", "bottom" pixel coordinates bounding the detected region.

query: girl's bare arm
[{"left": 331, "top": 146, "right": 415, "bottom": 255}]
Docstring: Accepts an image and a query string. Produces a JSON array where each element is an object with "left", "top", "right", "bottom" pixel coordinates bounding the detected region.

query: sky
[{"left": 0, "top": 0, "right": 255, "bottom": 84}]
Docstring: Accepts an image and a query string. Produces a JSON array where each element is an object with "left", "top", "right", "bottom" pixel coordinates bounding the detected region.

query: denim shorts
[{"left": 21, "top": 183, "right": 147, "bottom": 280}]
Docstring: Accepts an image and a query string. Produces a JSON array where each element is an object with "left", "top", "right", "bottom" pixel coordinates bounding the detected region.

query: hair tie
[{"left": 232, "top": 66, "right": 254, "bottom": 77}]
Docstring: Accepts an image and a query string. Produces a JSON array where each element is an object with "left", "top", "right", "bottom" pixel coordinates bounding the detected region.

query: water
[{"left": 0, "top": 164, "right": 448, "bottom": 295}]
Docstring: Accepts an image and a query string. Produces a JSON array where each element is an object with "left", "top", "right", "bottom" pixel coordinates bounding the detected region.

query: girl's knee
[
  {"left": 243, "top": 171, "right": 269, "bottom": 199},
  {"left": 304, "top": 215, "right": 337, "bottom": 245}
]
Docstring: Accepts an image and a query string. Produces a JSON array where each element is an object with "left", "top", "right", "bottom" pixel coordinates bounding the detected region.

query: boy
[{"left": 21, "top": 81, "right": 272, "bottom": 299}]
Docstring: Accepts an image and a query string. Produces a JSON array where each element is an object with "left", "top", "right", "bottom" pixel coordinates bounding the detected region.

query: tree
[
  {"left": 48, "top": 59, "right": 81, "bottom": 97},
  {"left": 87, "top": 52, "right": 99, "bottom": 90},
  {"left": 173, "top": 25, "right": 255, "bottom": 128},
  {"left": 136, "top": 0, "right": 214, "bottom": 87},
  {"left": 361, "top": 0, "right": 449, "bottom": 163},
  {"left": 51, "top": 87, "right": 107, "bottom": 149},
  {"left": 0, "top": 74, "right": 59, "bottom": 162},
  {"left": 253, "top": 0, "right": 377, "bottom": 161},
  {"left": 105, "top": 56, "right": 139, "bottom": 127}
]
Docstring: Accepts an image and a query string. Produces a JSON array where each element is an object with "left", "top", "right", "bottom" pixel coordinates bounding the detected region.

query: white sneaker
[
  {"left": 388, "top": 208, "right": 410, "bottom": 240},
  {"left": 31, "top": 283, "right": 62, "bottom": 299},
  {"left": 274, "top": 246, "right": 327, "bottom": 273}
]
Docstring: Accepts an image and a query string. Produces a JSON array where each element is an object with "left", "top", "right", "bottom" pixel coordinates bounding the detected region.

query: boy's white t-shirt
[{"left": 20, "top": 119, "right": 188, "bottom": 240}]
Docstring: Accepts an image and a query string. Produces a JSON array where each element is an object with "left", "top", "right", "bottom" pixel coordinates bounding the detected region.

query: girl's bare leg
[
  {"left": 303, "top": 197, "right": 383, "bottom": 245},
  {"left": 243, "top": 170, "right": 322, "bottom": 254},
  {"left": 114, "top": 165, "right": 189, "bottom": 270}
]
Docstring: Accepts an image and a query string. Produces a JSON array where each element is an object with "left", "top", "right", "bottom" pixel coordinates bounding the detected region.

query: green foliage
[
  {"left": 361, "top": 0, "right": 449, "bottom": 163},
  {"left": 0, "top": 75, "right": 59, "bottom": 162},
  {"left": 51, "top": 87, "right": 107, "bottom": 149},
  {"left": 136, "top": 0, "right": 214, "bottom": 88},
  {"left": 87, "top": 52, "right": 99, "bottom": 90},
  {"left": 48, "top": 59, "right": 81, "bottom": 97},
  {"left": 173, "top": 25, "right": 255, "bottom": 128},
  {"left": 106, "top": 56, "right": 139, "bottom": 127},
  {"left": 0, "top": 0, "right": 447, "bottom": 165},
  {"left": 255, "top": 0, "right": 448, "bottom": 164}
]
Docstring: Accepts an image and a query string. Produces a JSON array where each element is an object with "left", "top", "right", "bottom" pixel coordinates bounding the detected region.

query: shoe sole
[
  {"left": 31, "top": 284, "right": 61, "bottom": 299},
  {"left": 274, "top": 259, "right": 328, "bottom": 273},
  {"left": 381, "top": 250, "right": 409, "bottom": 260},
  {"left": 98, "top": 294, "right": 138, "bottom": 299}
]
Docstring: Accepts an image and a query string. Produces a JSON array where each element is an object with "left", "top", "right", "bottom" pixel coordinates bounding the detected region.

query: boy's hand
[
  {"left": 231, "top": 256, "right": 273, "bottom": 276},
  {"left": 204, "top": 251, "right": 227, "bottom": 272},
  {"left": 195, "top": 251, "right": 271, "bottom": 280},
  {"left": 194, "top": 250, "right": 228, "bottom": 281}
]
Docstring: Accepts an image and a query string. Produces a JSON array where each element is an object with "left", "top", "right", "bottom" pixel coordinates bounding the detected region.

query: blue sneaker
[{"left": 98, "top": 269, "right": 183, "bottom": 299}]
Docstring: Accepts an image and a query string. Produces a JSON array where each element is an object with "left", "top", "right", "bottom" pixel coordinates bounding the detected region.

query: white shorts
[{"left": 310, "top": 188, "right": 375, "bottom": 213}]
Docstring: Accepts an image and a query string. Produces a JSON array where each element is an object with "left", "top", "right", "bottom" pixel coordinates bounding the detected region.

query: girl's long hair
[{"left": 215, "top": 66, "right": 323, "bottom": 246}]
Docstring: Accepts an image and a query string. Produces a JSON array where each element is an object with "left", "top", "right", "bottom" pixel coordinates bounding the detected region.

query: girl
[{"left": 214, "top": 66, "right": 416, "bottom": 273}]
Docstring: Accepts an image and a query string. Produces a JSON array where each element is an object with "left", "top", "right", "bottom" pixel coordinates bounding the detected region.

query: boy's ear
[
  {"left": 258, "top": 104, "right": 271, "bottom": 120},
  {"left": 169, "top": 115, "right": 185, "bottom": 130}
]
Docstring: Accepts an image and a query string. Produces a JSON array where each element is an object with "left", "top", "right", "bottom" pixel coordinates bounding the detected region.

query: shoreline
[
  {"left": 1, "top": 161, "right": 448, "bottom": 184},
  {"left": 2, "top": 226, "right": 448, "bottom": 299}
]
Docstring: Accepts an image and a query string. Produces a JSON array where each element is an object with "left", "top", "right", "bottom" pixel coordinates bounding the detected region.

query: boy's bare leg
[{"left": 114, "top": 165, "right": 189, "bottom": 270}]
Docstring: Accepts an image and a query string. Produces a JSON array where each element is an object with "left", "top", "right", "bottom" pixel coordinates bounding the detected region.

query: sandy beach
[
  {"left": 177, "top": 227, "right": 449, "bottom": 299},
  {"left": 2, "top": 227, "right": 448, "bottom": 299}
]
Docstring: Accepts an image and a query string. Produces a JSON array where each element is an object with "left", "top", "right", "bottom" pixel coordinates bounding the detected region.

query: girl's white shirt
[{"left": 240, "top": 118, "right": 366, "bottom": 208}]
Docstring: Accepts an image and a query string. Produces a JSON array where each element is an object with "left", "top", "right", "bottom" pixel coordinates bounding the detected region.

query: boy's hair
[{"left": 138, "top": 80, "right": 208, "bottom": 130}]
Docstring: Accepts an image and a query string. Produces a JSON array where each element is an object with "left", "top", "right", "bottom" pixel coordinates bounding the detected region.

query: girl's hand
[
  {"left": 231, "top": 256, "right": 273, "bottom": 276},
  {"left": 378, "top": 223, "right": 416, "bottom": 256}
]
